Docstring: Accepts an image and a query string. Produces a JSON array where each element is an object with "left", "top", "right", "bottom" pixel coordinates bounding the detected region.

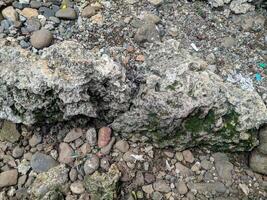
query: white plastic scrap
[
  {"left": 239, "top": 183, "right": 249, "bottom": 195},
  {"left": 226, "top": 73, "right": 254, "bottom": 91},
  {"left": 191, "top": 43, "right": 199, "bottom": 52},
  {"left": 131, "top": 154, "right": 145, "bottom": 161},
  {"left": 166, "top": 160, "right": 174, "bottom": 171}
]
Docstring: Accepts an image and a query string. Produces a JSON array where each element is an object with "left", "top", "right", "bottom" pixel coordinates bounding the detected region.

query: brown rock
[
  {"left": 97, "top": 127, "right": 112, "bottom": 148},
  {"left": 0, "top": 169, "right": 18, "bottom": 188},
  {"left": 81, "top": 6, "right": 97, "bottom": 18},
  {"left": 64, "top": 128, "right": 83, "bottom": 143},
  {"left": 58, "top": 142, "right": 74, "bottom": 164},
  {"left": 21, "top": 8, "right": 38, "bottom": 19},
  {"left": 2, "top": 6, "right": 18, "bottom": 22},
  {"left": 30, "top": 29, "right": 53, "bottom": 49}
]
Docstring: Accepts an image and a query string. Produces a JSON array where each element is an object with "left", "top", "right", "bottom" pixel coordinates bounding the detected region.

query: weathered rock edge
[{"left": 1, "top": 39, "right": 267, "bottom": 151}]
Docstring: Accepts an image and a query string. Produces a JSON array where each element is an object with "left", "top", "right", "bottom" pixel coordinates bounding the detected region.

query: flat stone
[
  {"left": 25, "top": 18, "right": 41, "bottom": 32},
  {"left": 39, "top": 7, "right": 55, "bottom": 18},
  {"left": 12, "top": 146, "right": 24, "bottom": 158},
  {"left": 176, "top": 180, "right": 188, "bottom": 195},
  {"left": 0, "top": 121, "right": 20, "bottom": 143},
  {"left": 0, "top": 169, "right": 18, "bottom": 188},
  {"left": 81, "top": 6, "right": 97, "bottom": 18},
  {"left": 2, "top": 6, "right": 18, "bottom": 22},
  {"left": 213, "top": 153, "right": 233, "bottom": 182},
  {"left": 55, "top": 7, "right": 76, "bottom": 20},
  {"left": 175, "top": 162, "right": 192, "bottom": 177},
  {"left": 182, "top": 150, "right": 194, "bottom": 163},
  {"left": 86, "top": 128, "right": 97, "bottom": 146},
  {"left": 84, "top": 154, "right": 99, "bottom": 175},
  {"left": 64, "top": 128, "right": 83, "bottom": 143},
  {"left": 142, "top": 184, "right": 154, "bottom": 194},
  {"left": 148, "top": 0, "right": 163, "bottom": 6},
  {"left": 58, "top": 142, "right": 74, "bottom": 164},
  {"left": 30, "top": 29, "right": 53, "bottom": 49},
  {"left": 69, "top": 168, "right": 78, "bottom": 182},
  {"left": 249, "top": 149, "right": 267, "bottom": 175},
  {"left": 29, "top": 134, "right": 42, "bottom": 147},
  {"left": 187, "top": 182, "right": 226, "bottom": 193},
  {"left": 114, "top": 140, "right": 130, "bottom": 153},
  {"left": 200, "top": 159, "right": 212, "bottom": 170},
  {"left": 21, "top": 8, "right": 38, "bottom": 19},
  {"left": 30, "top": 1, "right": 42, "bottom": 9},
  {"left": 153, "top": 180, "right": 171, "bottom": 193},
  {"left": 144, "top": 173, "right": 155, "bottom": 184},
  {"left": 70, "top": 181, "right": 85, "bottom": 194},
  {"left": 31, "top": 152, "right": 58, "bottom": 172}
]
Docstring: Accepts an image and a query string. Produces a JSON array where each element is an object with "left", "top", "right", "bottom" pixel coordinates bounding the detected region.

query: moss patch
[{"left": 184, "top": 111, "right": 215, "bottom": 133}]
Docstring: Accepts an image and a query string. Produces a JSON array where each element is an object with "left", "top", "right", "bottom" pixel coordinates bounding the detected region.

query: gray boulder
[
  {"left": 112, "top": 40, "right": 267, "bottom": 151},
  {"left": 1, "top": 39, "right": 267, "bottom": 151},
  {"left": 0, "top": 39, "right": 132, "bottom": 124}
]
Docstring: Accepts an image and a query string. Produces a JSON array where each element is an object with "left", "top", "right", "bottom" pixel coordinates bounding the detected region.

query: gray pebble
[
  {"left": 12, "top": 146, "right": 24, "bottom": 158},
  {"left": 30, "top": 152, "right": 58, "bottom": 172},
  {"left": 84, "top": 154, "right": 99, "bottom": 175}
]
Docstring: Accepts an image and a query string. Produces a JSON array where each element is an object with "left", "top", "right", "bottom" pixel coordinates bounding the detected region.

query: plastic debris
[
  {"left": 255, "top": 73, "right": 262, "bottom": 81},
  {"left": 131, "top": 154, "right": 144, "bottom": 161},
  {"left": 190, "top": 43, "right": 199, "bottom": 51},
  {"left": 165, "top": 160, "right": 174, "bottom": 171},
  {"left": 258, "top": 63, "right": 266, "bottom": 69},
  {"left": 226, "top": 73, "right": 254, "bottom": 91}
]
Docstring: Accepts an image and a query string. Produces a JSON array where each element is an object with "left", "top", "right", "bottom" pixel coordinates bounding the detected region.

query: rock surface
[
  {"left": 0, "top": 38, "right": 267, "bottom": 151},
  {"left": 84, "top": 164, "right": 121, "bottom": 200},
  {"left": 29, "top": 164, "right": 69, "bottom": 198},
  {"left": 0, "top": 169, "right": 18, "bottom": 188},
  {"left": 30, "top": 152, "right": 58, "bottom": 172}
]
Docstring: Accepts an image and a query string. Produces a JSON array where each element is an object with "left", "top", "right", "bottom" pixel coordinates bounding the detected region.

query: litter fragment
[
  {"left": 131, "top": 154, "right": 144, "bottom": 161},
  {"left": 239, "top": 183, "right": 249, "bottom": 195},
  {"left": 226, "top": 73, "right": 254, "bottom": 91},
  {"left": 166, "top": 160, "right": 174, "bottom": 171},
  {"left": 258, "top": 63, "right": 266, "bottom": 69},
  {"left": 190, "top": 43, "right": 199, "bottom": 51},
  {"left": 255, "top": 73, "right": 262, "bottom": 81}
]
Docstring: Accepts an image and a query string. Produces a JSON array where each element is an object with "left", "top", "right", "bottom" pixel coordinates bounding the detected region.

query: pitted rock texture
[
  {"left": 0, "top": 39, "right": 132, "bottom": 124},
  {"left": 1, "top": 39, "right": 267, "bottom": 151}
]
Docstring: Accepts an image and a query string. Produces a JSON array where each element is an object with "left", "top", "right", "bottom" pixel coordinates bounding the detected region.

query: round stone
[
  {"left": 70, "top": 181, "right": 85, "bottom": 194},
  {"left": 12, "top": 146, "right": 24, "bottom": 158},
  {"left": 114, "top": 140, "right": 130, "bottom": 153},
  {"left": 30, "top": 29, "right": 53, "bottom": 49},
  {"left": 84, "top": 154, "right": 99, "bottom": 175}
]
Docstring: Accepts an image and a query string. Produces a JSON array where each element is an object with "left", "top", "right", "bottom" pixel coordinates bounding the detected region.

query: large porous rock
[
  {"left": 0, "top": 39, "right": 132, "bottom": 124},
  {"left": 112, "top": 39, "right": 267, "bottom": 151},
  {"left": 1, "top": 39, "right": 267, "bottom": 151}
]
